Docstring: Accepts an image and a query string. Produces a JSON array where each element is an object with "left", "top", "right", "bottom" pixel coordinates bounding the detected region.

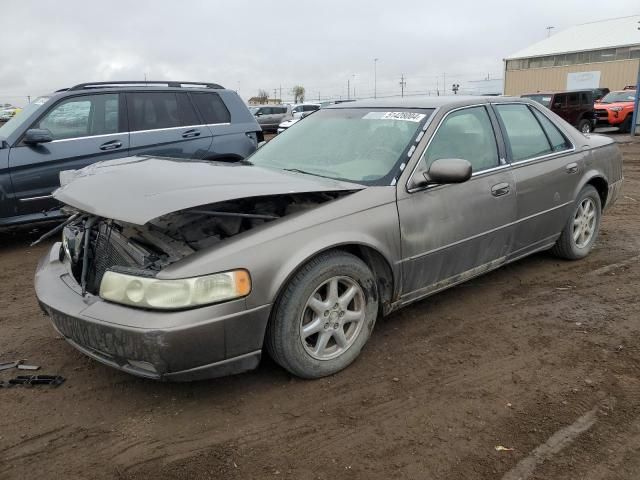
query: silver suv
[{"left": 251, "top": 104, "right": 292, "bottom": 132}]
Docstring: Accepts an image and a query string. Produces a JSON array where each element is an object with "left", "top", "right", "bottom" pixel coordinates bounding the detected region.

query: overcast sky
[{"left": 1, "top": 0, "right": 638, "bottom": 106}]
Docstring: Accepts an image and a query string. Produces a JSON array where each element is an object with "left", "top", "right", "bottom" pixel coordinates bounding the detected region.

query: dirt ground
[{"left": 1, "top": 136, "right": 639, "bottom": 480}]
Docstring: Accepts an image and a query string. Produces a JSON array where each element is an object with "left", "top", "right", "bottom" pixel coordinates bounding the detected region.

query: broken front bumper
[{"left": 35, "top": 243, "right": 271, "bottom": 381}]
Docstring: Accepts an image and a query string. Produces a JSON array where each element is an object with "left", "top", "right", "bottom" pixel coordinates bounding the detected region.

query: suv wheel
[
  {"left": 551, "top": 185, "right": 601, "bottom": 260},
  {"left": 577, "top": 119, "right": 592, "bottom": 133},
  {"left": 620, "top": 115, "right": 632, "bottom": 134},
  {"left": 266, "top": 251, "right": 378, "bottom": 378}
]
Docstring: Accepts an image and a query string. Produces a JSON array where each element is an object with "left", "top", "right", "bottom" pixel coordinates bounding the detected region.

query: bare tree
[
  {"left": 292, "top": 85, "right": 305, "bottom": 103},
  {"left": 257, "top": 89, "right": 269, "bottom": 104}
]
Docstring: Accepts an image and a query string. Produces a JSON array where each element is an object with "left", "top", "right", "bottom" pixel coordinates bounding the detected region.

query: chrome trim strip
[
  {"left": 48, "top": 123, "right": 232, "bottom": 143},
  {"left": 50, "top": 132, "right": 126, "bottom": 143},
  {"left": 19, "top": 194, "right": 54, "bottom": 202},
  {"left": 400, "top": 200, "right": 573, "bottom": 263},
  {"left": 130, "top": 123, "right": 230, "bottom": 135}
]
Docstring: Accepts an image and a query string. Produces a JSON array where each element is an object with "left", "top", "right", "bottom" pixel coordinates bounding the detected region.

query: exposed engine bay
[{"left": 48, "top": 192, "right": 352, "bottom": 295}]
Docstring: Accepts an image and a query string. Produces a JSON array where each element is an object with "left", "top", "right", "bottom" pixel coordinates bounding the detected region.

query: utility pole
[
  {"left": 273, "top": 89, "right": 277, "bottom": 103},
  {"left": 27, "top": 95, "right": 31, "bottom": 104},
  {"left": 318, "top": 92, "right": 321, "bottom": 102},
  {"left": 545, "top": 26, "right": 554, "bottom": 37},
  {"left": 374, "top": 58, "right": 379, "bottom": 99},
  {"left": 399, "top": 74, "right": 406, "bottom": 97},
  {"left": 452, "top": 83, "right": 460, "bottom": 95},
  {"left": 436, "top": 77, "right": 439, "bottom": 96},
  {"left": 443, "top": 73, "right": 446, "bottom": 96},
  {"left": 352, "top": 74, "right": 357, "bottom": 100},
  {"left": 347, "top": 78, "right": 350, "bottom": 100},
  {"left": 279, "top": 85, "right": 282, "bottom": 103}
]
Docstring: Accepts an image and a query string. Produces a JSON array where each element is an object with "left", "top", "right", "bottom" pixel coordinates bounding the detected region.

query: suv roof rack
[{"left": 67, "top": 81, "right": 224, "bottom": 91}]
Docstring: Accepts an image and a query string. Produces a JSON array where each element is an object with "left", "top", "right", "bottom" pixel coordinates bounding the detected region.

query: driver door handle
[
  {"left": 491, "top": 183, "right": 510, "bottom": 197},
  {"left": 565, "top": 162, "right": 578, "bottom": 174},
  {"left": 182, "top": 129, "right": 201, "bottom": 139},
  {"left": 99, "top": 140, "right": 122, "bottom": 151}
]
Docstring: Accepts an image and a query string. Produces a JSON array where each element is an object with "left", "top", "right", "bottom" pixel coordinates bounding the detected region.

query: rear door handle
[
  {"left": 182, "top": 129, "right": 201, "bottom": 139},
  {"left": 99, "top": 140, "right": 122, "bottom": 151},
  {"left": 491, "top": 183, "right": 510, "bottom": 197},
  {"left": 566, "top": 162, "right": 578, "bottom": 174}
]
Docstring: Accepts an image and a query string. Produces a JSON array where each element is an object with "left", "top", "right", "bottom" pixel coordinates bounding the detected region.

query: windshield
[
  {"left": 249, "top": 108, "right": 433, "bottom": 185},
  {"left": 0, "top": 96, "right": 49, "bottom": 138},
  {"left": 522, "top": 94, "right": 552, "bottom": 108},
  {"left": 249, "top": 107, "right": 259, "bottom": 114},
  {"left": 600, "top": 91, "right": 636, "bottom": 103}
]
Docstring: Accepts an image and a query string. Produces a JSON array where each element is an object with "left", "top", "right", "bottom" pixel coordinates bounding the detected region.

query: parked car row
[
  {"left": 32, "top": 93, "right": 623, "bottom": 381},
  {"left": 249, "top": 103, "right": 321, "bottom": 132},
  {"left": 0, "top": 106, "right": 22, "bottom": 122},
  {"left": 522, "top": 87, "right": 636, "bottom": 133}
]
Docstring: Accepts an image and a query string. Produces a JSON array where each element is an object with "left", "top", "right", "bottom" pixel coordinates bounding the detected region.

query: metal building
[{"left": 504, "top": 15, "right": 640, "bottom": 96}]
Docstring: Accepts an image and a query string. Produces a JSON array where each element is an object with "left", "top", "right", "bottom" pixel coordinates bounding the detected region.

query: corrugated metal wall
[{"left": 504, "top": 59, "right": 639, "bottom": 95}]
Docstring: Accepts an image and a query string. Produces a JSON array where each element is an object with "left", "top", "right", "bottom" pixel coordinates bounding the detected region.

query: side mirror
[
  {"left": 24, "top": 128, "right": 53, "bottom": 145},
  {"left": 423, "top": 158, "right": 472, "bottom": 185}
]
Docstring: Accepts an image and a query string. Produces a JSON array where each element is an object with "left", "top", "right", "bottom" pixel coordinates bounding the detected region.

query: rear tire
[
  {"left": 577, "top": 119, "right": 592, "bottom": 133},
  {"left": 551, "top": 185, "right": 601, "bottom": 260},
  {"left": 266, "top": 251, "right": 378, "bottom": 378}
]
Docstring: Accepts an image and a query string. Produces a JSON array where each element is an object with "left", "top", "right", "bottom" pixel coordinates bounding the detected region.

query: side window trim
[
  {"left": 20, "top": 93, "right": 124, "bottom": 144},
  {"left": 491, "top": 102, "right": 576, "bottom": 165},
  {"left": 19, "top": 92, "right": 127, "bottom": 143},
  {"left": 405, "top": 103, "right": 507, "bottom": 193}
]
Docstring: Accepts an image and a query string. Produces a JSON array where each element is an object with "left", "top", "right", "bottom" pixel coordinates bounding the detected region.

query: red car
[{"left": 594, "top": 89, "right": 637, "bottom": 133}]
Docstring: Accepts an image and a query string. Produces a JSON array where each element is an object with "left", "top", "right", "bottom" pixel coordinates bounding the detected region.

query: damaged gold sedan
[{"left": 35, "top": 97, "right": 622, "bottom": 380}]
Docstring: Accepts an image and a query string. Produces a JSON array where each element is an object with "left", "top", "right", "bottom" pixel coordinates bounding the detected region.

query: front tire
[
  {"left": 620, "top": 115, "right": 632, "bottom": 134},
  {"left": 266, "top": 251, "right": 378, "bottom": 378},
  {"left": 551, "top": 185, "right": 601, "bottom": 260}
]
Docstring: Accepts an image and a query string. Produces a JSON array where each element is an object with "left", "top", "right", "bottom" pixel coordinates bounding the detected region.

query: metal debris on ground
[
  {"left": 0, "top": 375, "right": 65, "bottom": 388},
  {"left": 495, "top": 445, "right": 515, "bottom": 452},
  {"left": 0, "top": 360, "right": 40, "bottom": 371}
]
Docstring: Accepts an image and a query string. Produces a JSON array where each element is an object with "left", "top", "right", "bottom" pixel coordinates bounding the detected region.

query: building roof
[{"left": 506, "top": 15, "right": 640, "bottom": 60}]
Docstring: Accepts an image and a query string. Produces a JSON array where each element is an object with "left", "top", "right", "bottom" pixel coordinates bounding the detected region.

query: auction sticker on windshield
[{"left": 363, "top": 111, "right": 426, "bottom": 122}]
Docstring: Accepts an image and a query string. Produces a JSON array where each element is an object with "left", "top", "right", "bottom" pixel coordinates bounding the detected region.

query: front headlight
[
  {"left": 99, "top": 270, "right": 251, "bottom": 310},
  {"left": 609, "top": 106, "right": 623, "bottom": 112}
]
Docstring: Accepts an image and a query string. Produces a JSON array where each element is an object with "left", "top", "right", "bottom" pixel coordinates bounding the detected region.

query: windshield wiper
[{"left": 282, "top": 168, "right": 335, "bottom": 180}]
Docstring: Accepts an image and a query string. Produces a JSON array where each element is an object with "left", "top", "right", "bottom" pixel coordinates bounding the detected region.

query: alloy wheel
[
  {"left": 299, "top": 276, "right": 366, "bottom": 360},
  {"left": 573, "top": 197, "right": 597, "bottom": 248}
]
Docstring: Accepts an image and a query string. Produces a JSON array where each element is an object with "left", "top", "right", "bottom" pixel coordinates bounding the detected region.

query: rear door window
[
  {"left": 494, "top": 104, "right": 552, "bottom": 162},
  {"left": 568, "top": 93, "right": 579, "bottom": 106},
  {"left": 553, "top": 94, "right": 567, "bottom": 108},
  {"left": 35, "top": 94, "right": 119, "bottom": 140},
  {"left": 303, "top": 105, "right": 319, "bottom": 112},
  {"left": 531, "top": 108, "right": 572, "bottom": 152},
  {"left": 190, "top": 92, "right": 231, "bottom": 124},
  {"left": 128, "top": 92, "right": 199, "bottom": 130}
]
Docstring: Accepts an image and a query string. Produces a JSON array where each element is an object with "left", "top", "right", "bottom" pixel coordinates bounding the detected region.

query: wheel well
[
  {"left": 587, "top": 177, "right": 608, "bottom": 207},
  {"left": 335, "top": 245, "right": 395, "bottom": 316}
]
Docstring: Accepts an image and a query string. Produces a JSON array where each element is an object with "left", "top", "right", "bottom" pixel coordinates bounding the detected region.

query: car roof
[
  {"left": 326, "top": 95, "right": 523, "bottom": 110},
  {"left": 522, "top": 89, "right": 595, "bottom": 96}
]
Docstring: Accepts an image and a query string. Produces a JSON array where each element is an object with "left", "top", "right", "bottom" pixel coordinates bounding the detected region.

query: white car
[
  {"left": 291, "top": 103, "right": 320, "bottom": 119},
  {"left": 277, "top": 117, "right": 300, "bottom": 134}
]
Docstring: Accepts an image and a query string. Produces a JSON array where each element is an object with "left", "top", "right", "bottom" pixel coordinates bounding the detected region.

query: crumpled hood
[{"left": 54, "top": 156, "right": 364, "bottom": 225}]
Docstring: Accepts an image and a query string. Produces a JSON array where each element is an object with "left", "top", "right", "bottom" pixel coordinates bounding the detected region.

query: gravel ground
[{"left": 0, "top": 136, "right": 639, "bottom": 480}]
